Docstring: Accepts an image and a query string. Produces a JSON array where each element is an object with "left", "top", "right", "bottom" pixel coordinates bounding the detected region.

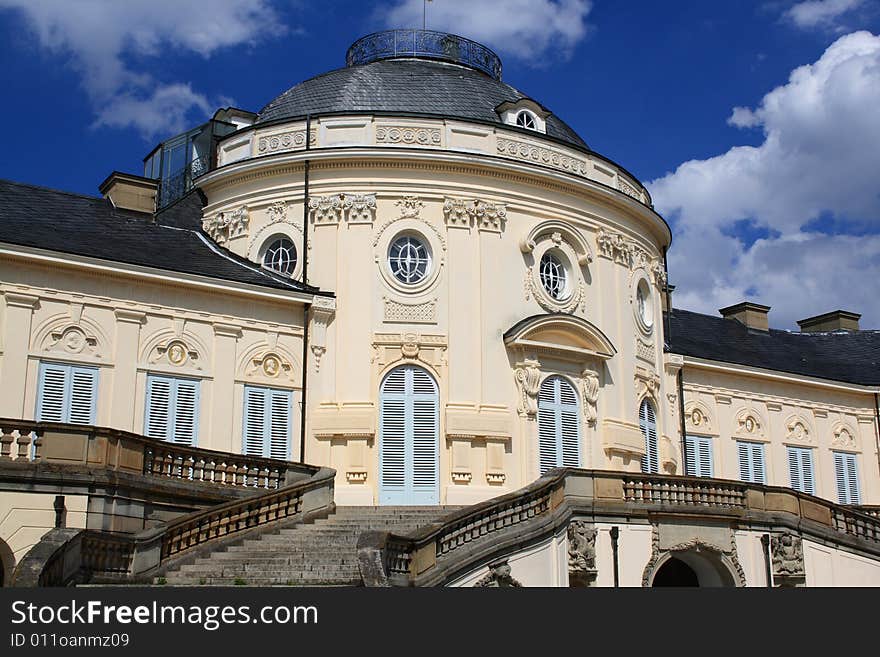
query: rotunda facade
[{"left": 197, "top": 30, "right": 675, "bottom": 505}]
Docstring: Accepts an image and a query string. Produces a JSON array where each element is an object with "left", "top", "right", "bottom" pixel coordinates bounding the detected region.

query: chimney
[
  {"left": 99, "top": 172, "right": 157, "bottom": 215},
  {"left": 797, "top": 310, "right": 861, "bottom": 333},
  {"left": 719, "top": 302, "right": 770, "bottom": 332}
]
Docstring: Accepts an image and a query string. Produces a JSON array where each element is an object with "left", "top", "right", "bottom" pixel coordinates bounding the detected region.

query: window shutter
[
  {"left": 834, "top": 451, "right": 861, "bottom": 504},
  {"left": 787, "top": 447, "right": 802, "bottom": 492},
  {"left": 380, "top": 397, "right": 406, "bottom": 491},
  {"left": 738, "top": 441, "right": 766, "bottom": 484},
  {"left": 684, "top": 436, "right": 697, "bottom": 476},
  {"left": 558, "top": 379, "right": 581, "bottom": 468},
  {"left": 268, "top": 389, "right": 291, "bottom": 460},
  {"left": 37, "top": 363, "right": 68, "bottom": 422},
  {"left": 800, "top": 449, "right": 815, "bottom": 495},
  {"left": 752, "top": 443, "right": 766, "bottom": 484},
  {"left": 145, "top": 375, "right": 199, "bottom": 445},
  {"left": 537, "top": 379, "right": 558, "bottom": 475},
  {"left": 68, "top": 366, "right": 97, "bottom": 424},
  {"left": 171, "top": 379, "right": 199, "bottom": 446},
  {"left": 243, "top": 386, "right": 267, "bottom": 457},
  {"left": 697, "top": 436, "right": 713, "bottom": 478},
  {"left": 787, "top": 446, "right": 814, "bottom": 495},
  {"left": 639, "top": 400, "right": 658, "bottom": 474},
  {"left": 411, "top": 368, "right": 438, "bottom": 494}
]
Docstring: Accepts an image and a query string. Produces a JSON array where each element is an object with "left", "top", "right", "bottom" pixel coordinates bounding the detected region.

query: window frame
[
  {"left": 36, "top": 361, "right": 99, "bottom": 425},
  {"left": 737, "top": 440, "right": 767, "bottom": 484},
  {"left": 537, "top": 375, "right": 582, "bottom": 475},
  {"left": 833, "top": 451, "right": 861, "bottom": 505},
  {"left": 786, "top": 445, "right": 815, "bottom": 495},
  {"left": 387, "top": 233, "right": 432, "bottom": 286},
  {"left": 260, "top": 236, "right": 298, "bottom": 278},
  {"left": 144, "top": 373, "right": 201, "bottom": 446},
  {"left": 639, "top": 399, "right": 659, "bottom": 474},
  {"left": 684, "top": 434, "right": 714, "bottom": 478}
]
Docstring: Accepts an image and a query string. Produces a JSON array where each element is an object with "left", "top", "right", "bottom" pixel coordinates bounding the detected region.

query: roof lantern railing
[{"left": 346, "top": 29, "right": 503, "bottom": 80}]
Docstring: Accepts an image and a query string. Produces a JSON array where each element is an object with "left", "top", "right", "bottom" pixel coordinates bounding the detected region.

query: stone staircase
[{"left": 160, "top": 506, "right": 456, "bottom": 586}]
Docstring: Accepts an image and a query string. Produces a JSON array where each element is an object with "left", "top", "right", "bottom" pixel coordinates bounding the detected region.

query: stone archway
[
  {"left": 0, "top": 537, "right": 14, "bottom": 587},
  {"left": 649, "top": 549, "right": 738, "bottom": 587}
]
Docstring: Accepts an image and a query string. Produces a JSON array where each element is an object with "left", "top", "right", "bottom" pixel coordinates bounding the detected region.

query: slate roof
[
  {"left": 667, "top": 308, "right": 880, "bottom": 386},
  {"left": 0, "top": 179, "right": 322, "bottom": 295},
  {"left": 256, "top": 59, "right": 589, "bottom": 150}
]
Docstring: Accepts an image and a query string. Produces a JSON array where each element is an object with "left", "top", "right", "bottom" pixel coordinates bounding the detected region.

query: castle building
[{"left": 1, "top": 31, "right": 878, "bottom": 587}]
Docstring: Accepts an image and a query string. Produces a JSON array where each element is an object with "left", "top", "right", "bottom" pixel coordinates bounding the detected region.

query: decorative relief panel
[
  {"left": 45, "top": 326, "right": 98, "bottom": 357},
  {"left": 497, "top": 136, "right": 590, "bottom": 177},
  {"left": 257, "top": 129, "right": 316, "bottom": 155},
  {"left": 617, "top": 177, "right": 642, "bottom": 201},
  {"left": 568, "top": 520, "right": 597, "bottom": 587},
  {"left": 634, "top": 366, "right": 661, "bottom": 405},
  {"left": 376, "top": 125, "right": 441, "bottom": 146},
  {"left": 442, "top": 196, "right": 507, "bottom": 233},
  {"left": 523, "top": 266, "right": 586, "bottom": 314},
  {"left": 684, "top": 401, "right": 715, "bottom": 435},
  {"left": 150, "top": 338, "right": 201, "bottom": 370},
  {"left": 771, "top": 531, "right": 805, "bottom": 585},
  {"left": 580, "top": 368, "right": 599, "bottom": 427},
  {"left": 308, "top": 193, "right": 378, "bottom": 225},
  {"left": 784, "top": 416, "right": 814, "bottom": 445},
  {"left": 310, "top": 296, "right": 336, "bottom": 373},
  {"left": 596, "top": 229, "right": 666, "bottom": 287},
  {"left": 203, "top": 206, "right": 249, "bottom": 244},
  {"left": 35, "top": 308, "right": 107, "bottom": 361},
  {"left": 266, "top": 201, "right": 288, "bottom": 224},
  {"left": 832, "top": 423, "right": 858, "bottom": 451},
  {"left": 734, "top": 407, "right": 767, "bottom": 441},
  {"left": 372, "top": 196, "right": 447, "bottom": 252},
  {"left": 636, "top": 337, "right": 654, "bottom": 363},
  {"left": 473, "top": 559, "right": 522, "bottom": 588},
  {"left": 514, "top": 359, "right": 541, "bottom": 418},
  {"left": 383, "top": 297, "right": 437, "bottom": 324},
  {"left": 371, "top": 332, "right": 447, "bottom": 369}
]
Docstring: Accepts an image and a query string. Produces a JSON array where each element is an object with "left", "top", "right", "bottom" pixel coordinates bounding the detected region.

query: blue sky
[{"left": 0, "top": 0, "right": 878, "bottom": 329}]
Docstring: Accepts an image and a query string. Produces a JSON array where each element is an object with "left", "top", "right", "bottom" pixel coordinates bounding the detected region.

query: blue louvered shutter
[
  {"left": 145, "top": 375, "right": 199, "bottom": 446},
  {"left": 640, "top": 399, "right": 659, "bottom": 474},
  {"left": 37, "top": 362, "right": 97, "bottom": 424},
  {"left": 537, "top": 376, "right": 581, "bottom": 475},
  {"left": 243, "top": 386, "right": 291, "bottom": 459},
  {"left": 833, "top": 451, "right": 861, "bottom": 504},
  {"left": 410, "top": 368, "right": 439, "bottom": 503},
  {"left": 379, "top": 366, "right": 438, "bottom": 505},
  {"left": 685, "top": 435, "right": 713, "bottom": 477},
  {"left": 787, "top": 446, "right": 815, "bottom": 495},
  {"left": 738, "top": 441, "right": 766, "bottom": 484}
]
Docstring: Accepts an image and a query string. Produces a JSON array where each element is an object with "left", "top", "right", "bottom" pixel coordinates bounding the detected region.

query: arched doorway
[
  {"left": 649, "top": 550, "right": 738, "bottom": 587},
  {"left": 379, "top": 365, "right": 439, "bottom": 506},
  {"left": 652, "top": 557, "right": 699, "bottom": 586},
  {"left": 0, "top": 537, "right": 13, "bottom": 587}
]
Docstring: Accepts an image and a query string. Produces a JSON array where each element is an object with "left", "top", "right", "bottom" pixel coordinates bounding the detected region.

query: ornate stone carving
[
  {"left": 486, "top": 472, "right": 506, "bottom": 485},
  {"left": 152, "top": 339, "right": 199, "bottom": 368},
  {"left": 523, "top": 267, "right": 586, "bottom": 314},
  {"left": 309, "top": 296, "right": 336, "bottom": 373},
  {"left": 401, "top": 333, "right": 420, "bottom": 359},
  {"left": 257, "top": 129, "right": 315, "bottom": 154},
  {"left": 832, "top": 424, "right": 857, "bottom": 450},
  {"left": 580, "top": 368, "right": 599, "bottom": 427},
  {"left": 634, "top": 367, "right": 661, "bottom": 404},
  {"left": 596, "top": 229, "right": 666, "bottom": 286},
  {"left": 617, "top": 177, "right": 642, "bottom": 201},
  {"left": 442, "top": 196, "right": 507, "bottom": 232},
  {"left": 396, "top": 196, "right": 424, "bottom": 219},
  {"left": 771, "top": 532, "right": 805, "bottom": 585},
  {"left": 343, "top": 193, "right": 377, "bottom": 224},
  {"left": 496, "top": 136, "right": 590, "bottom": 178},
  {"left": 473, "top": 559, "right": 522, "bottom": 588},
  {"left": 376, "top": 125, "right": 441, "bottom": 146},
  {"left": 203, "top": 206, "right": 249, "bottom": 244},
  {"left": 785, "top": 419, "right": 811, "bottom": 444},
  {"left": 514, "top": 359, "right": 541, "bottom": 418},
  {"left": 567, "top": 520, "right": 597, "bottom": 587},
  {"left": 383, "top": 297, "right": 437, "bottom": 323},
  {"left": 47, "top": 326, "right": 98, "bottom": 356},
  {"left": 642, "top": 524, "right": 747, "bottom": 587},
  {"left": 247, "top": 351, "right": 291, "bottom": 380},
  {"left": 636, "top": 337, "right": 654, "bottom": 362},
  {"left": 309, "top": 195, "right": 343, "bottom": 224}
]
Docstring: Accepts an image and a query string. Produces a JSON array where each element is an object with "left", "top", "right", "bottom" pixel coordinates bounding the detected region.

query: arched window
[
  {"left": 537, "top": 375, "right": 581, "bottom": 475},
  {"left": 516, "top": 110, "right": 537, "bottom": 130},
  {"left": 262, "top": 237, "right": 297, "bottom": 277},
  {"left": 379, "top": 365, "right": 439, "bottom": 505},
  {"left": 640, "top": 399, "right": 659, "bottom": 474}
]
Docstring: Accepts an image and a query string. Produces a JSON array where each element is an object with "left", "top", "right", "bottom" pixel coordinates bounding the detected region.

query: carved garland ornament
[
  {"left": 203, "top": 206, "right": 249, "bottom": 244},
  {"left": 514, "top": 359, "right": 542, "bottom": 418},
  {"left": 596, "top": 229, "right": 667, "bottom": 287},
  {"left": 308, "top": 193, "right": 378, "bottom": 225},
  {"left": 442, "top": 196, "right": 507, "bottom": 232},
  {"left": 641, "top": 524, "right": 747, "bottom": 587},
  {"left": 257, "top": 129, "right": 316, "bottom": 154},
  {"left": 473, "top": 559, "right": 522, "bottom": 588},
  {"left": 376, "top": 125, "right": 441, "bottom": 146},
  {"left": 580, "top": 368, "right": 599, "bottom": 427},
  {"left": 523, "top": 266, "right": 586, "bottom": 314}
]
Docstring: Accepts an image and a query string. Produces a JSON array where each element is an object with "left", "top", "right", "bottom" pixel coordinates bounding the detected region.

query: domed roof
[{"left": 256, "top": 31, "right": 589, "bottom": 150}]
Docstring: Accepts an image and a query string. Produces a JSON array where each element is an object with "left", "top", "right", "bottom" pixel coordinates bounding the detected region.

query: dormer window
[
  {"left": 516, "top": 111, "right": 538, "bottom": 130},
  {"left": 496, "top": 100, "right": 549, "bottom": 134}
]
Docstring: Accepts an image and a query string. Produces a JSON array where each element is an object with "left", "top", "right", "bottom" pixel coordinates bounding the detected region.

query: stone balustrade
[
  {"left": 362, "top": 468, "right": 880, "bottom": 587},
  {"left": 12, "top": 467, "right": 336, "bottom": 586},
  {"left": 0, "top": 418, "right": 311, "bottom": 490}
]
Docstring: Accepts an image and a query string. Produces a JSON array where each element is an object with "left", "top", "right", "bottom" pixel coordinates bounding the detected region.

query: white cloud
[
  {"left": 784, "top": 0, "right": 864, "bottom": 30},
  {"left": 380, "top": 0, "right": 592, "bottom": 60},
  {"left": 649, "top": 31, "right": 880, "bottom": 328},
  {"left": 0, "top": 0, "right": 286, "bottom": 138}
]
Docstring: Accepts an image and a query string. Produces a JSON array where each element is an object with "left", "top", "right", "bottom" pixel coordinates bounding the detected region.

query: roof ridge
[{"left": 0, "top": 177, "right": 105, "bottom": 202}]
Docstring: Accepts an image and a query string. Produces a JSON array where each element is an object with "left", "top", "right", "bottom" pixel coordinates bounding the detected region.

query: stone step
[
  {"left": 178, "top": 564, "right": 362, "bottom": 576},
  {"left": 163, "top": 574, "right": 363, "bottom": 586}
]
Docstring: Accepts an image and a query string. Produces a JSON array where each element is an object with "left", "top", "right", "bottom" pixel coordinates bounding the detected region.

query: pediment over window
[{"left": 504, "top": 314, "right": 616, "bottom": 360}]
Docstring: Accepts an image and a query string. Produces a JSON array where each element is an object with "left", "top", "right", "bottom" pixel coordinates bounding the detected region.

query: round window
[
  {"left": 262, "top": 237, "right": 297, "bottom": 277},
  {"left": 388, "top": 234, "right": 431, "bottom": 285},
  {"left": 539, "top": 251, "right": 569, "bottom": 300},
  {"left": 637, "top": 279, "right": 654, "bottom": 330}
]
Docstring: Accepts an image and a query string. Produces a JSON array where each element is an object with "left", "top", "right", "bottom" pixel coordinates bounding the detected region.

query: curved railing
[
  {"left": 360, "top": 469, "right": 880, "bottom": 586},
  {"left": 12, "top": 467, "right": 336, "bottom": 586},
  {"left": 346, "top": 30, "right": 502, "bottom": 80},
  {"left": 0, "top": 418, "right": 314, "bottom": 490}
]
